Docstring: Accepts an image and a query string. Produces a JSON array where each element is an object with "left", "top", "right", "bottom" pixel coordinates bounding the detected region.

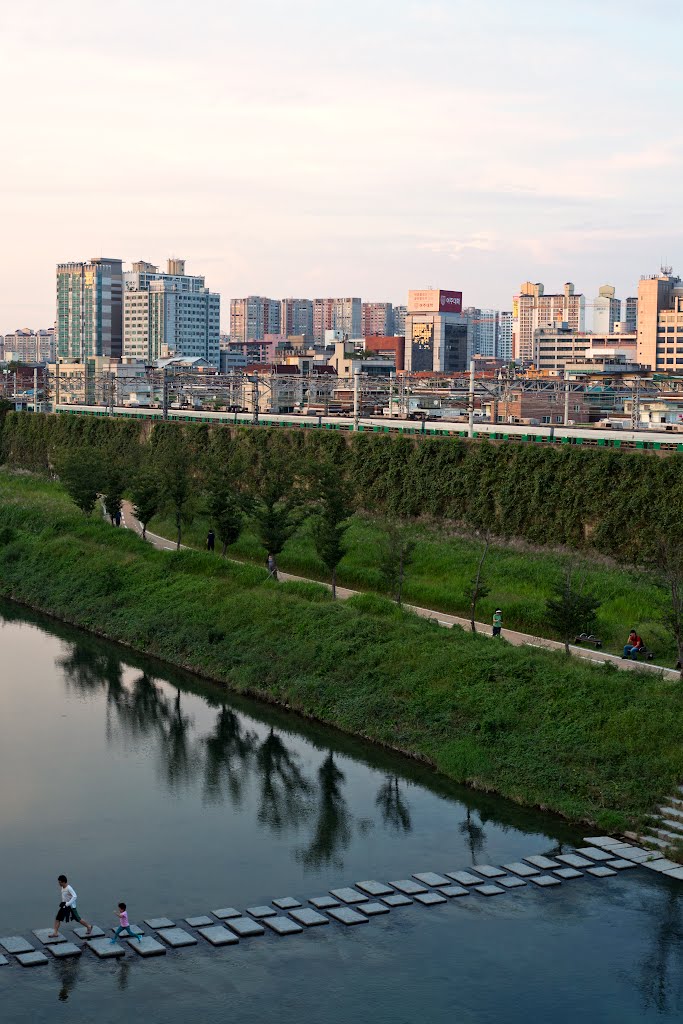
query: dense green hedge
[{"left": 3, "top": 411, "right": 682, "bottom": 559}]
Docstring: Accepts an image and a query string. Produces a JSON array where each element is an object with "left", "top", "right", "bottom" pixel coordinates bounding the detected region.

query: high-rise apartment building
[
  {"left": 498, "top": 312, "right": 513, "bottom": 361},
  {"left": 123, "top": 259, "right": 220, "bottom": 365},
  {"left": 637, "top": 268, "right": 683, "bottom": 372},
  {"left": 464, "top": 308, "right": 498, "bottom": 359},
  {"left": 625, "top": 296, "right": 638, "bottom": 333},
  {"left": 593, "top": 285, "right": 621, "bottom": 334},
  {"left": 404, "top": 289, "right": 468, "bottom": 373},
  {"left": 280, "top": 299, "right": 313, "bottom": 342},
  {"left": 393, "top": 305, "right": 407, "bottom": 336},
  {"left": 56, "top": 257, "right": 123, "bottom": 359},
  {"left": 361, "top": 302, "right": 393, "bottom": 337},
  {"left": 230, "top": 296, "right": 280, "bottom": 343},
  {"left": 313, "top": 297, "right": 361, "bottom": 343},
  {"left": 2, "top": 328, "right": 56, "bottom": 363},
  {"left": 512, "top": 282, "right": 585, "bottom": 362}
]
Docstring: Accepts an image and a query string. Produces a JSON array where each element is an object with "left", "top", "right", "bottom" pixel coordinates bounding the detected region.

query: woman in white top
[{"left": 49, "top": 874, "right": 93, "bottom": 937}]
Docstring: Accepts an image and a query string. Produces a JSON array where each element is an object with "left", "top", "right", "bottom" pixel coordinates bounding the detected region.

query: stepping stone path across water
[
  {"left": 128, "top": 936, "right": 166, "bottom": 957},
  {"left": 49, "top": 942, "right": 81, "bottom": 959},
  {"left": 264, "top": 917, "right": 303, "bottom": 936},
  {"left": 156, "top": 928, "right": 196, "bottom": 948},
  {"left": 356, "top": 881, "right": 394, "bottom": 897},
  {"left": 273, "top": 898, "right": 301, "bottom": 910},
  {"left": 197, "top": 926, "right": 239, "bottom": 946},
  {"left": 289, "top": 909, "right": 329, "bottom": 927}
]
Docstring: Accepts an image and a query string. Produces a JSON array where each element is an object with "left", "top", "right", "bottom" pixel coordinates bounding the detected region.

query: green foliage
[
  {"left": 309, "top": 463, "right": 355, "bottom": 597},
  {"left": 130, "top": 467, "right": 161, "bottom": 539},
  {"left": 545, "top": 565, "right": 602, "bottom": 655},
  {"left": 379, "top": 521, "right": 415, "bottom": 606},
  {"left": 58, "top": 448, "right": 102, "bottom": 516},
  {"left": 204, "top": 459, "right": 244, "bottom": 556},
  {"left": 250, "top": 462, "right": 303, "bottom": 557}
]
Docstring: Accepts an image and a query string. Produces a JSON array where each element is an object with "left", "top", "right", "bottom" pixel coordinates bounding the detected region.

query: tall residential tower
[{"left": 56, "top": 257, "right": 123, "bottom": 359}]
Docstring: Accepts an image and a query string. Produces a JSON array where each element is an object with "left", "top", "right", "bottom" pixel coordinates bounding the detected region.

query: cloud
[{"left": 417, "top": 234, "right": 499, "bottom": 260}]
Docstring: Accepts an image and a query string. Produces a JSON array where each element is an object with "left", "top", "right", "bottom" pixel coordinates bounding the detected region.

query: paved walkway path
[{"left": 119, "top": 501, "right": 680, "bottom": 681}]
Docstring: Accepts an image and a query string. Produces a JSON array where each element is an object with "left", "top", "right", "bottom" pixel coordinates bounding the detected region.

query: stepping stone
[
  {"left": 390, "top": 879, "right": 428, "bottom": 895},
  {"left": 33, "top": 929, "right": 67, "bottom": 945},
  {"left": 497, "top": 876, "right": 527, "bottom": 888},
  {"left": 226, "top": 918, "right": 265, "bottom": 938},
  {"left": 575, "top": 847, "right": 614, "bottom": 862},
  {"left": 185, "top": 916, "right": 213, "bottom": 928},
  {"left": 440, "top": 885, "right": 469, "bottom": 897},
  {"left": 554, "top": 868, "right": 583, "bottom": 880},
  {"left": 0, "top": 956, "right": 8, "bottom": 967},
  {"left": 289, "top": 908, "right": 329, "bottom": 927},
  {"left": 327, "top": 907, "right": 368, "bottom": 926},
  {"left": 264, "top": 917, "right": 303, "bottom": 936},
  {"left": 273, "top": 898, "right": 302, "bottom": 910},
  {"left": 617, "top": 849, "right": 660, "bottom": 862},
  {"left": 145, "top": 918, "right": 175, "bottom": 930},
  {"left": 607, "top": 859, "right": 638, "bottom": 870},
  {"left": 664, "top": 867, "right": 683, "bottom": 880},
  {"left": 556, "top": 854, "right": 593, "bottom": 868},
  {"left": 247, "top": 906, "right": 277, "bottom": 919},
  {"left": 356, "top": 881, "right": 394, "bottom": 897},
  {"left": 474, "top": 885, "right": 505, "bottom": 896},
  {"left": 49, "top": 942, "right": 82, "bottom": 959},
  {"left": 110, "top": 925, "right": 143, "bottom": 937},
  {"left": 504, "top": 862, "right": 538, "bottom": 877},
  {"left": 446, "top": 871, "right": 481, "bottom": 886},
  {"left": 473, "top": 865, "right": 505, "bottom": 878},
  {"left": 0, "top": 937, "right": 33, "bottom": 954},
  {"left": 74, "top": 925, "right": 104, "bottom": 939},
  {"left": 310, "top": 896, "right": 340, "bottom": 910},
  {"left": 156, "top": 927, "right": 197, "bottom": 948},
  {"left": 643, "top": 859, "right": 679, "bottom": 873},
  {"left": 87, "top": 938, "right": 125, "bottom": 959},
  {"left": 530, "top": 875, "right": 561, "bottom": 887},
  {"left": 583, "top": 836, "right": 623, "bottom": 848},
  {"left": 197, "top": 925, "right": 239, "bottom": 946},
  {"left": 17, "top": 951, "right": 48, "bottom": 967},
  {"left": 381, "top": 894, "right": 413, "bottom": 907},
  {"left": 127, "top": 936, "right": 166, "bottom": 957},
  {"left": 587, "top": 866, "right": 617, "bottom": 878},
  {"left": 414, "top": 891, "right": 447, "bottom": 906},
  {"left": 329, "top": 887, "right": 367, "bottom": 904},
  {"left": 413, "top": 872, "right": 450, "bottom": 887},
  {"left": 212, "top": 908, "right": 241, "bottom": 920},
  {"left": 359, "top": 902, "right": 390, "bottom": 916},
  {"left": 525, "top": 856, "right": 560, "bottom": 870}
]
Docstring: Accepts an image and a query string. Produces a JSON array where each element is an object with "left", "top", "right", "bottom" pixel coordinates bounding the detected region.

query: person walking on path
[
  {"left": 114, "top": 509, "right": 122, "bottom": 527},
  {"left": 622, "top": 629, "right": 644, "bottom": 660},
  {"left": 492, "top": 609, "right": 503, "bottom": 637},
  {"left": 111, "top": 902, "right": 141, "bottom": 943},
  {"left": 207, "top": 528, "right": 215, "bottom": 552},
  {"left": 266, "top": 553, "right": 278, "bottom": 581},
  {"left": 49, "top": 874, "right": 92, "bottom": 937}
]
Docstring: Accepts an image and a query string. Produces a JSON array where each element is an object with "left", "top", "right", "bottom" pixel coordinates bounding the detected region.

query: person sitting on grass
[{"left": 622, "top": 629, "right": 644, "bottom": 660}]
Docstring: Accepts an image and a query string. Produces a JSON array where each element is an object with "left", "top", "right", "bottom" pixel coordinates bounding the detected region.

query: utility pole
[
  {"left": 252, "top": 374, "right": 260, "bottom": 426},
  {"left": 467, "top": 359, "right": 476, "bottom": 438},
  {"left": 631, "top": 376, "right": 641, "bottom": 430},
  {"left": 353, "top": 369, "right": 360, "bottom": 431},
  {"left": 33, "top": 366, "right": 38, "bottom": 413},
  {"left": 162, "top": 366, "right": 168, "bottom": 420},
  {"left": 564, "top": 381, "right": 570, "bottom": 426}
]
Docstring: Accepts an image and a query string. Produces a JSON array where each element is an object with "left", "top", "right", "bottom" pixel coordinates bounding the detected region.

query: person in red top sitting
[{"left": 623, "top": 629, "right": 644, "bottom": 660}]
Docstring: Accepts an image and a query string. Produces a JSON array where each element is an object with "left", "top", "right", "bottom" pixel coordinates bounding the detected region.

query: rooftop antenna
[{"left": 661, "top": 262, "right": 673, "bottom": 276}]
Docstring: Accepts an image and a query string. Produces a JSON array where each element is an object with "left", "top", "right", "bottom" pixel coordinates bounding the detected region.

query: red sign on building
[{"left": 408, "top": 289, "right": 463, "bottom": 314}]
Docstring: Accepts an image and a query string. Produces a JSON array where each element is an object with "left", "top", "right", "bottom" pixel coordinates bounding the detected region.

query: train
[{"left": 52, "top": 403, "right": 683, "bottom": 451}]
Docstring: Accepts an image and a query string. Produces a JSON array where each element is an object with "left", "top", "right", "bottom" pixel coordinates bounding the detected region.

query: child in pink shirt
[{"left": 111, "top": 902, "right": 141, "bottom": 943}]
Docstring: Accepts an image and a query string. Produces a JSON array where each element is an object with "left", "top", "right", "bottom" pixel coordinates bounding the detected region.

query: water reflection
[
  {"left": 639, "top": 889, "right": 683, "bottom": 1013},
  {"left": 298, "top": 752, "right": 352, "bottom": 870},
  {"left": 376, "top": 775, "right": 412, "bottom": 834},
  {"left": 203, "top": 707, "right": 256, "bottom": 806}
]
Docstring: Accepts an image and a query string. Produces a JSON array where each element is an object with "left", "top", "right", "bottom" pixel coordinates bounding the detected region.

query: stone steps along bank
[
  {"left": 1, "top": 839, "right": 680, "bottom": 969},
  {"left": 625, "top": 784, "right": 683, "bottom": 855}
]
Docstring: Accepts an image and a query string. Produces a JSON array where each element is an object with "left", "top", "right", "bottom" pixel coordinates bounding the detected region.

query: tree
[
  {"left": 545, "top": 563, "right": 601, "bottom": 655},
  {"left": 250, "top": 467, "right": 303, "bottom": 568},
  {"left": 59, "top": 449, "right": 101, "bottom": 516},
  {"left": 205, "top": 468, "right": 244, "bottom": 556},
  {"left": 310, "top": 465, "right": 355, "bottom": 598},
  {"left": 465, "top": 537, "right": 490, "bottom": 632},
  {"left": 102, "top": 463, "right": 126, "bottom": 525},
  {"left": 379, "top": 521, "right": 415, "bottom": 607},
  {"left": 647, "top": 538, "right": 683, "bottom": 680},
  {"left": 157, "top": 444, "right": 193, "bottom": 550},
  {"left": 130, "top": 468, "right": 160, "bottom": 541}
]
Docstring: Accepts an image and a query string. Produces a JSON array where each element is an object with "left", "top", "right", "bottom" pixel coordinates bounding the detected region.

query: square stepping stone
[
  {"left": 497, "top": 876, "right": 527, "bottom": 889},
  {"left": 145, "top": 918, "right": 175, "bottom": 930},
  {"left": 530, "top": 874, "right": 561, "bottom": 887},
  {"left": 414, "top": 891, "right": 447, "bottom": 906},
  {"left": 86, "top": 938, "right": 125, "bottom": 959},
  {"left": 389, "top": 879, "right": 428, "bottom": 895},
  {"left": 554, "top": 868, "right": 583, "bottom": 880},
  {"left": 607, "top": 859, "right": 638, "bottom": 870},
  {"left": 127, "top": 936, "right": 166, "bottom": 957},
  {"left": 329, "top": 887, "right": 367, "bottom": 904},
  {"left": 212, "top": 908, "right": 241, "bottom": 920},
  {"left": 156, "top": 928, "right": 197, "bottom": 948},
  {"left": 664, "top": 866, "right": 683, "bottom": 880},
  {"left": 413, "top": 872, "right": 450, "bottom": 887},
  {"left": 525, "top": 855, "right": 560, "bottom": 870},
  {"left": 472, "top": 865, "right": 505, "bottom": 878},
  {"left": 264, "top": 916, "right": 303, "bottom": 936},
  {"left": 289, "top": 908, "right": 329, "bottom": 927},
  {"left": 197, "top": 925, "right": 239, "bottom": 946},
  {"left": 273, "top": 898, "right": 302, "bottom": 910},
  {"left": 356, "top": 881, "right": 394, "bottom": 897},
  {"left": 587, "top": 866, "right": 617, "bottom": 878},
  {"left": 185, "top": 916, "right": 213, "bottom": 928},
  {"left": 503, "top": 862, "right": 538, "bottom": 877},
  {"left": 381, "top": 894, "right": 413, "bottom": 907},
  {"left": 247, "top": 906, "right": 277, "bottom": 919},
  {"left": 110, "top": 925, "right": 143, "bottom": 937},
  {"left": 583, "top": 836, "right": 623, "bottom": 848},
  {"left": 33, "top": 929, "right": 67, "bottom": 945},
  {"left": 310, "top": 896, "right": 340, "bottom": 910},
  {"left": 327, "top": 907, "right": 368, "bottom": 926},
  {"left": 0, "top": 956, "right": 8, "bottom": 967},
  {"left": 556, "top": 854, "right": 593, "bottom": 868},
  {"left": 359, "top": 902, "right": 390, "bottom": 916},
  {"left": 49, "top": 942, "right": 82, "bottom": 959},
  {"left": 440, "top": 884, "right": 469, "bottom": 897},
  {"left": 73, "top": 925, "right": 104, "bottom": 939},
  {"left": 226, "top": 918, "right": 265, "bottom": 938},
  {"left": 0, "top": 937, "right": 33, "bottom": 955},
  {"left": 17, "top": 951, "right": 48, "bottom": 967},
  {"left": 613, "top": 847, "right": 654, "bottom": 862},
  {"left": 644, "top": 859, "right": 679, "bottom": 873},
  {"left": 446, "top": 871, "right": 481, "bottom": 886},
  {"left": 576, "top": 847, "right": 614, "bottom": 862},
  {"left": 474, "top": 885, "right": 505, "bottom": 896}
]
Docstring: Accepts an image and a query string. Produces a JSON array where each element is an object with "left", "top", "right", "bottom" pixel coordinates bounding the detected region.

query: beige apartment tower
[
  {"left": 637, "top": 268, "right": 683, "bottom": 372},
  {"left": 513, "top": 281, "right": 585, "bottom": 362}
]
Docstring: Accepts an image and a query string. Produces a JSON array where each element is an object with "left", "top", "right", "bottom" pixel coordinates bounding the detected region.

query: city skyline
[{"left": 1, "top": 0, "right": 682, "bottom": 330}]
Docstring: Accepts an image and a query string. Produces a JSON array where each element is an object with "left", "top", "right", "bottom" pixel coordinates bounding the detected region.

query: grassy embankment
[
  {"left": 150, "top": 511, "right": 674, "bottom": 663},
  {"left": 2, "top": 471, "right": 683, "bottom": 832}
]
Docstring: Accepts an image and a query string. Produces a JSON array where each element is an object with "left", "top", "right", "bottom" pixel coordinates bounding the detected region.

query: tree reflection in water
[
  {"left": 255, "top": 727, "right": 313, "bottom": 831},
  {"left": 161, "top": 689, "right": 197, "bottom": 792},
  {"left": 203, "top": 707, "right": 257, "bottom": 807},
  {"left": 298, "top": 751, "right": 352, "bottom": 870},
  {"left": 460, "top": 808, "right": 486, "bottom": 863},
  {"left": 638, "top": 888, "right": 683, "bottom": 1014},
  {"left": 376, "top": 775, "right": 412, "bottom": 833}
]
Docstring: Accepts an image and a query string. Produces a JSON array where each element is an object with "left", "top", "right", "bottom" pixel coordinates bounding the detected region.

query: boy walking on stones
[{"left": 49, "top": 874, "right": 93, "bottom": 937}]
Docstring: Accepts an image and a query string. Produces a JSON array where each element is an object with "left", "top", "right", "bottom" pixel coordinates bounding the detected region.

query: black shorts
[{"left": 56, "top": 904, "right": 78, "bottom": 923}]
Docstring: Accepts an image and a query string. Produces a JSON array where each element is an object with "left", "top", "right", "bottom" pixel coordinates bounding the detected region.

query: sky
[{"left": 1, "top": 0, "right": 682, "bottom": 333}]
